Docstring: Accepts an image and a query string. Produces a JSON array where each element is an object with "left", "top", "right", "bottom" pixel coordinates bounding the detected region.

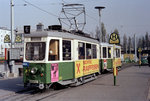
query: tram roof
[{"left": 24, "top": 30, "right": 99, "bottom": 44}]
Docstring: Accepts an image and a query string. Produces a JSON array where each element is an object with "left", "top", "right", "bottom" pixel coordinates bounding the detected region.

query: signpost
[
  {"left": 109, "top": 32, "right": 120, "bottom": 86},
  {"left": 138, "top": 48, "right": 142, "bottom": 68},
  {"left": 9, "top": 48, "right": 20, "bottom": 60}
]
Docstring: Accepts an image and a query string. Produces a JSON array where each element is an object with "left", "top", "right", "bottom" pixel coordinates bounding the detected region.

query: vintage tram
[
  {"left": 100, "top": 43, "right": 121, "bottom": 73},
  {"left": 23, "top": 28, "right": 121, "bottom": 90}
]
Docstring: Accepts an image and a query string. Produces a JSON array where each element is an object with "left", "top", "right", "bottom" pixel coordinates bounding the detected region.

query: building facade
[
  {"left": 14, "top": 30, "right": 24, "bottom": 57},
  {"left": 0, "top": 27, "right": 11, "bottom": 57}
]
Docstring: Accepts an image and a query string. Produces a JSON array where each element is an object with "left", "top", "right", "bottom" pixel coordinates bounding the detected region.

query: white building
[
  {"left": 14, "top": 30, "right": 24, "bottom": 57},
  {"left": 0, "top": 27, "right": 11, "bottom": 57}
]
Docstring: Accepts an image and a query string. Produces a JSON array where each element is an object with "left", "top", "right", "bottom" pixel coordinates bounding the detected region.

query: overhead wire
[
  {"left": 23, "top": 0, "right": 58, "bottom": 17},
  {"left": 22, "top": 0, "right": 98, "bottom": 34},
  {"left": 22, "top": 0, "right": 72, "bottom": 28}
]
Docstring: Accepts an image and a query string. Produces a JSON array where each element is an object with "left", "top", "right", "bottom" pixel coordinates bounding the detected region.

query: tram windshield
[{"left": 25, "top": 42, "right": 46, "bottom": 61}]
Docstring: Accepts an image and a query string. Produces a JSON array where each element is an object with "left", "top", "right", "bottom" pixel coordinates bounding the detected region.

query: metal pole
[
  {"left": 10, "top": 0, "right": 14, "bottom": 74},
  {"left": 95, "top": 6, "right": 105, "bottom": 43},
  {"left": 98, "top": 9, "right": 101, "bottom": 42},
  {"left": 134, "top": 34, "right": 137, "bottom": 62}
]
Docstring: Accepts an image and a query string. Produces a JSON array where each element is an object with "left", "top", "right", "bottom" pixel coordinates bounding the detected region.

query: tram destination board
[{"left": 9, "top": 48, "right": 20, "bottom": 60}]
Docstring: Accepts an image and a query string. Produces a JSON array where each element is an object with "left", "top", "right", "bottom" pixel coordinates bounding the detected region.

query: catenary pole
[
  {"left": 95, "top": 6, "right": 105, "bottom": 43},
  {"left": 10, "top": 0, "right": 14, "bottom": 74}
]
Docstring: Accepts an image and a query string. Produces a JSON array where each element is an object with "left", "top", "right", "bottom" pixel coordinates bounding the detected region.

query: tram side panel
[{"left": 58, "top": 62, "right": 74, "bottom": 81}]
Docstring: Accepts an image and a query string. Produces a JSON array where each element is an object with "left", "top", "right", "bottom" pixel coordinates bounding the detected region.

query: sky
[{"left": 0, "top": 0, "right": 150, "bottom": 40}]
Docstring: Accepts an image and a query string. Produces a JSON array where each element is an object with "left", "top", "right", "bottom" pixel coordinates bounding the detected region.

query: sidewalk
[
  {"left": 0, "top": 65, "right": 149, "bottom": 101},
  {"left": 0, "top": 64, "right": 23, "bottom": 78},
  {"left": 46, "top": 65, "right": 150, "bottom": 101}
]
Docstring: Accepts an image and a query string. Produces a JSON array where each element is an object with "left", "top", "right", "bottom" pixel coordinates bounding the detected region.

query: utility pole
[
  {"left": 134, "top": 34, "right": 137, "bottom": 62},
  {"left": 10, "top": 0, "right": 15, "bottom": 74},
  {"left": 95, "top": 6, "right": 105, "bottom": 43}
]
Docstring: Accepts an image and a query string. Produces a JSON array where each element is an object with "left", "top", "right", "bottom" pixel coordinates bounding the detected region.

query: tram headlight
[{"left": 31, "top": 67, "right": 37, "bottom": 74}]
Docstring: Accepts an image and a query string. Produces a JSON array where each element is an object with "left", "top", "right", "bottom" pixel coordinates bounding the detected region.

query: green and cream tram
[{"left": 23, "top": 30, "right": 100, "bottom": 89}]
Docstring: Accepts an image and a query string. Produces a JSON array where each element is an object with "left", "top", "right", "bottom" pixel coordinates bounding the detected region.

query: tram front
[{"left": 23, "top": 36, "right": 49, "bottom": 90}]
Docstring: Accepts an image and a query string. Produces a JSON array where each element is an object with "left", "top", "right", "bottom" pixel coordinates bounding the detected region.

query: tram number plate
[{"left": 29, "top": 80, "right": 38, "bottom": 83}]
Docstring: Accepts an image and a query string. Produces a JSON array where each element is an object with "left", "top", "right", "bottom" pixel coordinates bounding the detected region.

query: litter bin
[{"left": 18, "top": 68, "right": 23, "bottom": 76}]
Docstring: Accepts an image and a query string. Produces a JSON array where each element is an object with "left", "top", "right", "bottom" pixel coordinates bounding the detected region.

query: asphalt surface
[
  {"left": 39, "top": 65, "right": 150, "bottom": 101},
  {"left": 0, "top": 64, "right": 150, "bottom": 101}
]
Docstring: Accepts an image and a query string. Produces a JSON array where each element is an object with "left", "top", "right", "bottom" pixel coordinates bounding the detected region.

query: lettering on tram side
[
  {"left": 75, "top": 60, "right": 83, "bottom": 78},
  {"left": 75, "top": 59, "right": 99, "bottom": 78},
  {"left": 83, "top": 59, "right": 99, "bottom": 75},
  {"left": 51, "top": 63, "right": 59, "bottom": 82},
  {"left": 76, "top": 63, "right": 81, "bottom": 74}
]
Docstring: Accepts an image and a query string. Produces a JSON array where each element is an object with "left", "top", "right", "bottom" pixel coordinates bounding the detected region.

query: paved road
[
  {"left": 35, "top": 65, "right": 149, "bottom": 101},
  {"left": 0, "top": 64, "right": 150, "bottom": 101}
]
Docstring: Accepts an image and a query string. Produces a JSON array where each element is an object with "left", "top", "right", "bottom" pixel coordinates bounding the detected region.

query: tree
[
  {"left": 123, "top": 34, "right": 127, "bottom": 53},
  {"left": 95, "top": 26, "right": 100, "bottom": 41},
  {"left": 138, "top": 38, "right": 142, "bottom": 48},
  {"left": 106, "top": 33, "right": 110, "bottom": 43},
  {"left": 145, "top": 32, "right": 149, "bottom": 50},
  {"left": 90, "top": 32, "right": 94, "bottom": 38},
  {"left": 101, "top": 22, "right": 106, "bottom": 42},
  {"left": 142, "top": 36, "right": 145, "bottom": 49},
  {"left": 128, "top": 36, "right": 132, "bottom": 54},
  {"left": 114, "top": 28, "right": 119, "bottom": 35}
]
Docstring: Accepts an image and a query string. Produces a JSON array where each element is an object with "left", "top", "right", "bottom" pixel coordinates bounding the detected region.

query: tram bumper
[{"left": 25, "top": 80, "right": 45, "bottom": 90}]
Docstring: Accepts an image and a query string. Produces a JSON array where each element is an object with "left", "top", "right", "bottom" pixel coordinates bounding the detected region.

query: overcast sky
[{"left": 0, "top": 0, "right": 150, "bottom": 39}]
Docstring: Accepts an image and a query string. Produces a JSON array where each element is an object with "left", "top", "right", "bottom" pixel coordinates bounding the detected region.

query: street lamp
[{"left": 95, "top": 6, "right": 105, "bottom": 42}]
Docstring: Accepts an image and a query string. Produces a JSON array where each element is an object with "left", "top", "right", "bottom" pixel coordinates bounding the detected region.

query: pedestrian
[{"left": 147, "top": 55, "right": 150, "bottom": 67}]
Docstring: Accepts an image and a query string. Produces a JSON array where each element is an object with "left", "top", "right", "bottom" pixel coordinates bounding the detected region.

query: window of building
[
  {"left": 86, "top": 43, "right": 92, "bottom": 59},
  {"left": 92, "top": 44, "right": 97, "bottom": 59},
  {"left": 63, "top": 40, "right": 71, "bottom": 60},
  {"left": 48, "top": 39, "right": 59, "bottom": 61},
  {"left": 78, "top": 42, "right": 85, "bottom": 59},
  {"left": 102, "top": 47, "right": 107, "bottom": 58},
  {"left": 108, "top": 47, "right": 111, "bottom": 58}
]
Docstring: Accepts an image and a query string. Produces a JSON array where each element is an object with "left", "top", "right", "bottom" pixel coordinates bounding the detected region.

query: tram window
[
  {"left": 63, "top": 40, "right": 71, "bottom": 60},
  {"left": 49, "top": 39, "right": 59, "bottom": 61},
  {"left": 92, "top": 45, "right": 97, "bottom": 59},
  {"left": 86, "top": 43, "right": 92, "bottom": 59},
  {"left": 25, "top": 42, "right": 46, "bottom": 61},
  {"left": 116, "top": 48, "right": 120, "bottom": 58},
  {"left": 108, "top": 47, "right": 111, "bottom": 58},
  {"left": 103, "top": 47, "right": 107, "bottom": 58},
  {"left": 78, "top": 42, "right": 85, "bottom": 59}
]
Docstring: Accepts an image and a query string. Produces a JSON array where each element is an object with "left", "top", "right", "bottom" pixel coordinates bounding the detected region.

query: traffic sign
[
  {"left": 109, "top": 32, "right": 120, "bottom": 44},
  {"left": 4, "top": 34, "right": 11, "bottom": 43},
  {"left": 15, "top": 34, "right": 22, "bottom": 43}
]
